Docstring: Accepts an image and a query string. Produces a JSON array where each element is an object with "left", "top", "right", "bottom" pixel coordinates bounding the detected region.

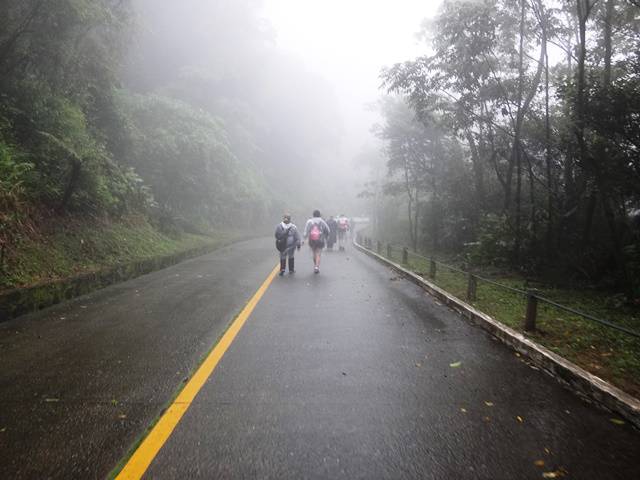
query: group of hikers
[{"left": 274, "top": 210, "right": 352, "bottom": 276}]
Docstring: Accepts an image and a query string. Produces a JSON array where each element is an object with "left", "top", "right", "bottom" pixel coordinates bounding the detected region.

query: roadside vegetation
[
  {"left": 0, "top": 215, "right": 239, "bottom": 291},
  {"left": 357, "top": 0, "right": 640, "bottom": 394},
  {"left": 0, "top": 1, "right": 344, "bottom": 294},
  {"left": 362, "top": 0, "right": 640, "bottom": 299}
]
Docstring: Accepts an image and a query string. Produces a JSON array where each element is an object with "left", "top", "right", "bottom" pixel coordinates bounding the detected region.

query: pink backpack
[{"left": 309, "top": 223, "right": 321, "bottom": 241}]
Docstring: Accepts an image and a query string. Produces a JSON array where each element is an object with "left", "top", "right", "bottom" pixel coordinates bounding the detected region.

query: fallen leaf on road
[
  {"left": 111, "top": 399, "right": 118, "bottom": 406},
  {"left": 118, "top": 414, "right": 127, "bottom": 419},
  {"left": 534, "top": 460, "right": 545, "bottom": 467},
  {"left": 0, "top": 427, "right": 6, "bottom": 432},
  {"left": 482, "top": 416, "right": 491, "bottom": 422},
  {"left": 415, "top": 362, "right": 422, "bottom": 368},
  {"left": 515, "top": 352, "right": 521, "bottom": 357},
  {"left": 449, "top": 361, "right": 462, "bottom": 368},
  {"left": 542, "top": 470, "right": 566, "bottom": 479},
  {"left": 460, "top": 408, "right": 467, "bottom": 413},
  {"left": 484, "top": 401, "right": 494, "bottom": 407},
  {"left": 44, "top": 398, "right": 60, "bottom": 403},
  {"left": 610, "top": 418, "right": 625, "bottom": 425},
  {"left": 544, "top": 448, "right": 551, "bottom": 455},
  {"left": 516, "top": 416, "right": 524, "bottom": 423}
]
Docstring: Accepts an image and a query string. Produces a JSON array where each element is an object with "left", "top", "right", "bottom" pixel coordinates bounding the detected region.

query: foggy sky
[{"left": 261, "top": 0, "right": 442, "bottom": 161}]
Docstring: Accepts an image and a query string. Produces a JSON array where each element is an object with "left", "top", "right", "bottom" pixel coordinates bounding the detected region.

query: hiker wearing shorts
[
  {"left": 303, "top": 210, "right": 331, "bottom": 274},
  {"left": 275, "top": 214, "right": 301, "bottom": 276}
]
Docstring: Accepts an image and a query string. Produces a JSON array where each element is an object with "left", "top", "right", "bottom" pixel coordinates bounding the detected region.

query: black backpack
[{"left": 276, "top": 226, "right": 291, "bottom": 252}]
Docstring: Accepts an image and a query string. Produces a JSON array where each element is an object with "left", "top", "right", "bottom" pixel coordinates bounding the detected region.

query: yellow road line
[{"left": 115, "top": 264, "right": 280, "bottom": 480}]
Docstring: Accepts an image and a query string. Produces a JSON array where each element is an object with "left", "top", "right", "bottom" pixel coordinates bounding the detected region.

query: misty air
[{"left": 1, "top": 1, "right": 639, "bottom": 478}]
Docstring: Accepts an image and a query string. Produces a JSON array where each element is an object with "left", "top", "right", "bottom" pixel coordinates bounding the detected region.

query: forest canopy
[
  {"left": 371, "top": 0, "right": 640, "bottom": 295},
  {"left": 0, "top": 0, "right": 346, "bottom": 245}
]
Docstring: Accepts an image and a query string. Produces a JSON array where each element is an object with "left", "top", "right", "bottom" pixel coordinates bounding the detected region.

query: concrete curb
[{"left": 354, "top": 240, "right": 640, "bottom": 430}]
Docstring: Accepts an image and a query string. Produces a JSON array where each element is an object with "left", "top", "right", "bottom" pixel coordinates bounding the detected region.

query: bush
[{"left": 467, "top": 214, "right": 513, "bottom": 267}]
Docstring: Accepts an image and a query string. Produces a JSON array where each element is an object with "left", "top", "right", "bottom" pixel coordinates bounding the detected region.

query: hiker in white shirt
[{"left": 303, "top": 210, "right": 331, "bottom": 274}]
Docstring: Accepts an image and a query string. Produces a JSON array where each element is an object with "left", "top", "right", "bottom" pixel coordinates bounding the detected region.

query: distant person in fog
[
  {"left": 303, "top": 210, "right": 331, "bottom": 274},
  {"left": 326, "top": 216, "right": 338, "bottom": 251},
  {"left": 336, "top": 214, "right": 350, "bottom": 251},
  {"left": 275, "top": 214, "right": 301, "bottom": 276}
]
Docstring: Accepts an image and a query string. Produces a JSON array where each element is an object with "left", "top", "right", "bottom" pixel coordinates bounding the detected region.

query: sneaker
[
  {"left": 279, "top": 270, "right": 285, "bottom": 276},
  {"left": 289, "top": 270, "right": 295, "bottom": 275},
  {"left": 314, "top": 266, "right": 319, "bottom": 274}
]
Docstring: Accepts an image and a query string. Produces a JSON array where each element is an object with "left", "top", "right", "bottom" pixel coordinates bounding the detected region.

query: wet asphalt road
[
  {"left": 1, "top": 238, "right": 639, "bottom": 479},
  {"left": 0, "top": 239, "right": 276, "bottom": 479}
]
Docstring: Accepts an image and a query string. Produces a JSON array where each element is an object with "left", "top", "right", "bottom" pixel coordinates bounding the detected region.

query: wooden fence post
[
  {"left": 467, "top": 274, "right": 477, "bottom": 302},
  {"left": 524, "top": 292, "right": 538, "bottom": 331},
  {"left": 429, "top": 257, "right": 436, "bottom": 279},
  {"left": 402, "top": 247, "right": 408, "bottom": 264},
  {"left": 377, "top": 240, "right": 382, "bottom": 254},
  {"left": 387, "top": 244, "right": 392, "bottom": 258}
]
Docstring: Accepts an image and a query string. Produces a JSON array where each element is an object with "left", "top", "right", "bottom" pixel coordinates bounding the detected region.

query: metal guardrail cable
[
  {"left": 472, "top": 274, "right": 529, "bottom": 296},
  {"left": 534, "top": 296, "right": 640, "bottom": 339},
  {"left": 366, "top": 238, "right": 640, "bottom": 339}
]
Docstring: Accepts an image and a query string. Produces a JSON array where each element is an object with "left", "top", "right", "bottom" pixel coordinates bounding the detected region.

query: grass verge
[{"left": 0, "top": 215, "right": 239, "bottom": 292}]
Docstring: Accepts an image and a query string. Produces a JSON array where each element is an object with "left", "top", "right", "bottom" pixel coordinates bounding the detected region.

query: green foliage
[
  {"left": 0, "top": 0, "right": 148, "bottom": 218},
  {"left": 118, "top": 92, "right": 270, "bottom": 228},
  {"left": 0, "top": 140, "right": 32, "bottom": 212},
  {"left": 468, "top": 214, "right": 513, "bottom": 267},
  {"left": 1, "top": 81, "right": 151, "bottom": 215},
  {"left": 375, "top": 0, "right": 640, "bottom": 295}
]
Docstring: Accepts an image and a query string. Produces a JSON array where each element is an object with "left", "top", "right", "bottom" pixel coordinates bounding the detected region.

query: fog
[
  {"left": 124, "top": 0, "right": 441, "bottom": 221},
  {"left": 264, "top": 0, "right": 439, "bottom": 156}
]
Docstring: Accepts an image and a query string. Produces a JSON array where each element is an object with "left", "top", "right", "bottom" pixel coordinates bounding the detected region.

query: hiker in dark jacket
[
  {"left": 275, "top": 214, "right": 301, "bottom": 275},
  {"left": 326, "top": 216, "right": 338, "bottom": 250}
]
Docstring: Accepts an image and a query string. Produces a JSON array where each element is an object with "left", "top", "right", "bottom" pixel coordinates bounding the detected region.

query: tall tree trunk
[
  {"left": 512, "top": 0, "right": 527, "bottom": 263},
  {"left": 582, "top": 189, "right": 597, "bottom": 246},
  {"left": 414, "top": 190, "right": 420, "bottom": 251},
  {"left": 404, "top": 160, "right": 416, "bottom": 251},
  {"left": 603, "top": 0, "right": 614, "bottom": 87},
  {"left": 0, "top": 1, "right": 46, "bottom": 71},
  {"left": 465, "top": 130, "right": 485, "bottom": 210},
  {"left": 535, "top": 0, "right": 555, "bottom": 256},
  {"left": 527, "top": 153, "right": 537, "bottom": 243},
  {"left": 576, "top": 0, "right": 630, "bottom": 290}
]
